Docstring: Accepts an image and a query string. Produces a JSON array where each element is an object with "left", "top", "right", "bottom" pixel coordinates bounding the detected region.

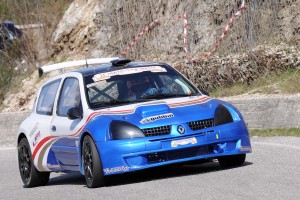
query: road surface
[{"left": 0, "top": 137, "right": 299, "bottom": 200}]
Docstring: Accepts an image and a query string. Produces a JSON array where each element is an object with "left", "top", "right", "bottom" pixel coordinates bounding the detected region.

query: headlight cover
[
  {"left": 214, "top": 104, "right": 233, "bottom": 126},
  {"left": 110, "top": 120, "right": 145, "bottom": 140}
]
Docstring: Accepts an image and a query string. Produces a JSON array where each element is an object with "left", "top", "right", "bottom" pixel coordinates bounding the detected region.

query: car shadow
[
  {"left": 48, "top": 172, "right": 86, "bottom": 186},
  {"left": 47, "top": 161, "right": 253, "bottom": 187}
]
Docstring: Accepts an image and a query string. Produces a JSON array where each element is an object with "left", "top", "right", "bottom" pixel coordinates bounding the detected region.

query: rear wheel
[
  {"left": 218, "top": 154, "right": 246, "bottom": 168},
  {"left": 18, "top": 137, "right": 50, "bottom": 187},
  {"left": 82, "top": 135, "right": 105, "bottom": 188}
]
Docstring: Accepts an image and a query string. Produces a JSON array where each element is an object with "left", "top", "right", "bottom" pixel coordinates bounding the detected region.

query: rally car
[{"left": 17, "top": 58, "right": 252, "bottom": 188}]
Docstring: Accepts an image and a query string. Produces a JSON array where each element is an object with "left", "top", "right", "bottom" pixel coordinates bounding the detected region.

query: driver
[{"left": 127, "top": 76, "right": 170, "bottom": 99}]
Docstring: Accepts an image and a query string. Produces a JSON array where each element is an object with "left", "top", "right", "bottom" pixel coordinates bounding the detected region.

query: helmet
[{"left": 128, "top": 76, "right": 151, "bottom": 94}]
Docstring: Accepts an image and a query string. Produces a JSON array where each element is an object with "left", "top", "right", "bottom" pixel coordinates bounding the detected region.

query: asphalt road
[{"left": 1, "top": 137, "right": 300, "bottom": 200}]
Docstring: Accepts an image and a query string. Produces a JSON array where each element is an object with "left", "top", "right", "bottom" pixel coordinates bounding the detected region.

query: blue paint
[{"left": 46, "top": 98, "right": 251, "bottom": 176}]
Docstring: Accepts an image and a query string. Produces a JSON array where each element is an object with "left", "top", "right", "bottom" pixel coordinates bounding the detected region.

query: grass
[
  {"left": 210, "top": 68, "right": 300, "bottom": 137},
  {"left": 0, "top": 0, "right": 73, "bottom": 24},
  {"left": 0, "top": 0, "right": 73, "bottom": 103},
  {"left": 211, "top": 69, "right": 300, "bottom": 97},
  {"left": 249, "top": 128, "right": 300, "bottom": 137}
]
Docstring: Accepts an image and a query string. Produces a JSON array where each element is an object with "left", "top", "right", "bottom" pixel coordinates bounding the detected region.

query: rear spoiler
[{"left": 38, "top": 57, "right": 119, "bottom": 77}]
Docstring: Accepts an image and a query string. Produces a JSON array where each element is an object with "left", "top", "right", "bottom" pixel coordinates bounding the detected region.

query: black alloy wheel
[
  {"left": 18, "top": 137, "right": 50, "bottom": 187},
  {"left": 19, "top": 140, "right": 32, "bottom": 182},
  {"left": 82, "top": 135, "right": 105, "bottom": 188}
]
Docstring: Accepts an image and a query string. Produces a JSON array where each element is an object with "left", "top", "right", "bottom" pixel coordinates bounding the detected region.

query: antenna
[
  {"left": 85, "top": 54, "right": 88, "bottom": 68},
  {"left": 85, "top": 38, "right": 91, "bottom": 68}
]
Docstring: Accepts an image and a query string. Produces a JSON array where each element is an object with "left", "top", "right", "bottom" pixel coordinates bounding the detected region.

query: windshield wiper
[
  {"left": 141, "top": 93, "right": 201, "bottom": 99},
  {"left": 141, "top": 94, "right": 181, "bottom": 99},
  {"left": 92, "top": 99, "right": 131, "bottom": 107},
  {"left": 190, "top": 92, "right": 202, "bottom": 96},
  {"left": 92, "top": 99, "right": 152, "bottom": 108}
]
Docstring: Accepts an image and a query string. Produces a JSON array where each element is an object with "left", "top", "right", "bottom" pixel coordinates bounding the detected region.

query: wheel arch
[
  {"left": 78, "top": 120, "right": 109, "bottom": 175},
  {"left": 17, "top": 133, "right": 27, "bottom": 146},
  {"left": 78, "top": 131, "right": 93, "bottom": 175}
]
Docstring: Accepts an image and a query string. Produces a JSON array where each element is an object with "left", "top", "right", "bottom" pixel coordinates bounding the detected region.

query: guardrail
[{"left": 15, "top": 23, "right": 44, "bottom": 30}]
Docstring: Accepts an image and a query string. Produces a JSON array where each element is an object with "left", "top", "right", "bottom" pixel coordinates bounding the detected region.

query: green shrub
[
  {"left": 0, "top": 0, "right": 73, "bottom": 104},
  {"left": 0, "top": 39, "right": 23, "bottom": 100}
]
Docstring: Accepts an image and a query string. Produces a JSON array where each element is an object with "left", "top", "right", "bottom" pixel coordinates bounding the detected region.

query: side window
[
  {"left": 159, "top": 75, "right": 190, "bottom": 94},
  {"left": 57, "top": 78, "right": 81, "bottom": 117},
  {"left": 88, "top": 80, "right": 119, "bottom": 103},
  {"left": 36, "top": 79, "right": 61, "bottom": 115}
]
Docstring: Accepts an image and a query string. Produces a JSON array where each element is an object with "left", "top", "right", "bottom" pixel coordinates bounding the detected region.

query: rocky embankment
[
  {"left": 1, "top": 0, "right": 300, "bottom": 112},
  {"left": 1, "top": 43, "right": 299, "bottom": 113},
  {"left": 178, "top": 44, "right": 300, "bottom": 91}
]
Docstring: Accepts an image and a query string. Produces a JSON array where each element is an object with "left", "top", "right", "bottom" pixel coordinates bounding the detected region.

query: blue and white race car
[{"left": 17, "top": 58, "right": 251, "bottom": 188}]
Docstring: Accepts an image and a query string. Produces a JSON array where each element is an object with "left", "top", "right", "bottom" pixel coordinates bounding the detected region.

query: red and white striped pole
[
  {"left": 119, "top": 19, "right": 160, "bottom": 57},
  {"left": 186, "top": 0, "right": 247, "bottom": 62},
  {"left": 120, "top": 0, "right": 247, "bottom": 63},
  {"left": 119, "top": 16, "right": 184, "bottom": 57}
]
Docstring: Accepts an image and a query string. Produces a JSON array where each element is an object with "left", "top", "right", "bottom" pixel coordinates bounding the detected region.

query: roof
[{"left": 74, "top": 61, "right": 169, "bottom": 76}]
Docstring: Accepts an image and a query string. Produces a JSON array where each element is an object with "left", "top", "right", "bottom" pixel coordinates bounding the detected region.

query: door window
[
  {"left": 36, "top": 79, "right": 61, "bottom": 115},
  {"left": 57, "top": 78, "right": 81, "bottom": 117}
]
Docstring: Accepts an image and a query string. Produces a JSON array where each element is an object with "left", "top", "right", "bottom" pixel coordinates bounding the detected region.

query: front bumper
[{"left": 96, "top": 122, "right": 252, "bottom": 175}]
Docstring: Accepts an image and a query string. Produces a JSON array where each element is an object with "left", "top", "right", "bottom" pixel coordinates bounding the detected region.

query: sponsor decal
[
  {"left": 239, "top": 146, "right": 252, "bottom": 152},
  {"left": 92, "top": 66, "right": 167, "bottom": 82},
  {"left": 32, "top": 131, "right": 41, "bottom": 147},
  {"left": 140, "top": 113, "right": 174, "bottom": 124},
  {"left": 171, "top": 137, "right": 197, "bottom": 148},
  {"left": 103, "top": 166, "right": 129, "bottom": 175},
  {"left": 29, "top": 122, "right": 39, "bottom": 137}
]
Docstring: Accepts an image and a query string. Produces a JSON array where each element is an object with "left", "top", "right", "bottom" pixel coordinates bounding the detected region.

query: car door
[
  {"left": 50, "top": 77, "right": 85, "bottom": 170},
  {"left": 35, "top": 78, "right": 61, "bottom": 135},
  {"left": 30, "top": 78, "right": 61, "bottom": 169}
]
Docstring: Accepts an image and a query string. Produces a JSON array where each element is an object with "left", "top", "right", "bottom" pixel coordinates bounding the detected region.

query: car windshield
[{"left": 84, "top": 65, "right": 199, "bottom": 109}]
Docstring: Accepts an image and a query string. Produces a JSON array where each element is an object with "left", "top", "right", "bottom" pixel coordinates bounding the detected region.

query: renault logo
[{"left": 177, "top": 125, "right": 185, "bottom": 134}]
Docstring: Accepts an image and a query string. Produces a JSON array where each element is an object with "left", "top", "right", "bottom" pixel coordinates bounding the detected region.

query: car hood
[{"left": 90, "top": 95, "right": 224, "bottom": 129}]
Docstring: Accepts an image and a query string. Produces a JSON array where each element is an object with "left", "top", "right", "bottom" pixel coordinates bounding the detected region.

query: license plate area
[{"left": 171, "top": 137, "right": 197, "bottom": 148}]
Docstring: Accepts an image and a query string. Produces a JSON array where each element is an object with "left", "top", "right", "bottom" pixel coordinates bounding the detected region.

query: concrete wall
[
  {"left": 0, "top": 112, "right": 30, "bottom": 148},
  {"left": 0, "top": 94, "right": 299, "bottom": 147},
  {"left": 223, "top": 94, "right": 300, "bottom": 129}
]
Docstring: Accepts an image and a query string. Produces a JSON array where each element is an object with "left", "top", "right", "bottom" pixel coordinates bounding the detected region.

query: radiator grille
[
  {"left": 187, "top": 118, "right": 214, "bottom": 131},
  {"left": 141, "top": 125, "right": 171, "bottom": 137}
]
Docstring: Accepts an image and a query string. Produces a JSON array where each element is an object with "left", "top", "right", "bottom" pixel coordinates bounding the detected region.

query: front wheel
[
  {"left": 18, "top": 138, "right": 50, "bottom": 187},
  {"left": 82, "top": 135, "right": 105, "bottom": 188},
  {"left": 218, "top": 154, "right": 246, "bottom": 168}
]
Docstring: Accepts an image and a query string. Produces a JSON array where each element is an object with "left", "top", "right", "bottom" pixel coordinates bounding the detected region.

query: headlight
[
  {"left": 110, "top": 120, "right": 145, "bottom": 140},
  {"left": 214, "top": 104, "right": 233, "bottom": 126}
]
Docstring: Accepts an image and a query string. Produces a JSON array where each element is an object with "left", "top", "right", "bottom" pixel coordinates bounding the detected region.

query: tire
[
  {"left": 218, "top": 154, "right": 246, "bottom": 168},
  {"left": 18, "top": 137, "right": 50, "bottom": 188},
  {"left": 82, "top": 135, "right": 105, "bottom": 188}
]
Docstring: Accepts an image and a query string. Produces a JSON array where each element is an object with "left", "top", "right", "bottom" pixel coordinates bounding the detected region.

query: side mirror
[{"left": 67, "top": 107, "right": 82, "bottom": 120}]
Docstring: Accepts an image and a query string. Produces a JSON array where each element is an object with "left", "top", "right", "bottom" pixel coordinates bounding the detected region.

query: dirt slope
[{"left": 1, "top": 0, "right": 300, "bottom": 112}]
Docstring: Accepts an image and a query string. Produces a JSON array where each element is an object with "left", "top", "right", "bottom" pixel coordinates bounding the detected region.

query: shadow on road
[
  {"left": 47, "top": 161, "right": 252, "bottom": 187},
  {"left": 48, "top": 172, "right": 85, "bottom": 186}
]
